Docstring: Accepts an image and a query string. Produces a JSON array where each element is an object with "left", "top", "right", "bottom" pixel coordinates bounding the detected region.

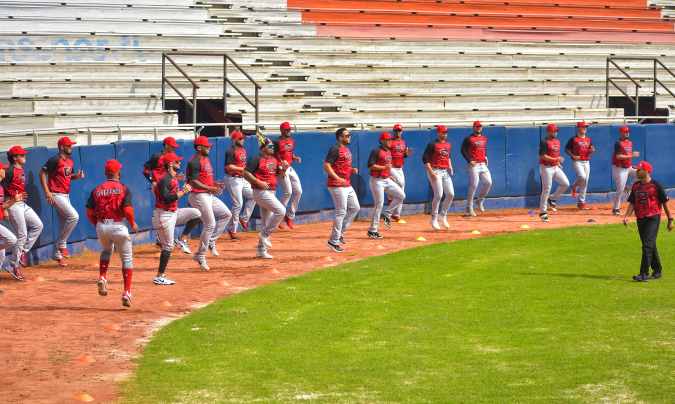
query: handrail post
[
  {"left": 161, "top": 54, "right": 166, "bottom": 110},
  {"left": 87, "top": 127, "right": 93, "bottom": 145},
  {"left": 605, "top": 58, "right": 609, "bottom": 109},
  {"left": 117, "top": 125, "right": 122, "bottom": 142},
  {"left": 635, "top": 84, "right": 640, "bottom": 122},
  {"left": 32, "top": 129, "right": 38, "bottom": 147},
  {"left": 153, "top": 127, "right": 158, "bottom": 141},
  {"left": 653, "top": 59, "right": 657, "bottom": 109},
  {"left": 192, "top": 86, "right": 197, "bottom": 135},
  {"left": 255, "top": 86, "right": 259, "bottom": 134}
]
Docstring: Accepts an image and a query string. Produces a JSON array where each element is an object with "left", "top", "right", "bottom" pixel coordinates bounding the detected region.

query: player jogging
[
  {"left": 0, "top": 161, "right": 20, "bottom": 280},
  {"left": 86, "top": 159, "right": 137, "bottom": 307},
  {"left": 538, "top": 124, "right": 569, "bottom": 222},
  {"left": 151, "top": 153, "right": 201, "bottom": 285},
  {"left": 275, "top": 121, "right": 302, "bottom": 229},
  {"left": 325, "top": 128, "right": 360, "bottom": 253},
  {"left": 566, "top": 121, "right": 595, "bottom": 210},
  {"left": 423, "top": 125, "right": 454, "bottom": 230},
  {"left": 367, "top": 132, "right": 405, "bottom": 239},
  {"left": 39, "top": 136, "right": 84, "bottom": 266},
  {"left": 623, "top": 161, "right": 673, "bottom": 282},
  {"left": 612, "top": 126, "right": 639, "bottom": 215},
  {"left": 187, "top": 135, "right": 231, "bottom": 271},
  {"left": 389, "top": 123, "right": 410, "bottom": 222},
  {"left": 225, "top": 130, "right": 256, "bottom": 240},
  {"left": 243, "top": 138, "right": 286, "bottom": 259},
  {"left": 462, "top": 120, "right": 492, "bottom": 216}
]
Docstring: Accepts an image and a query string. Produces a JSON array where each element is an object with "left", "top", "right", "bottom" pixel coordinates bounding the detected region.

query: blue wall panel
[
  {"left": 505, "top": 127, "right": 541, "bottom": 197},
  {"left": 77, "top": 143, "right": 115, "bottom": 239},
  {"left": 293, "top": 131, "right": 339, "bottom": 212},
  {"left": 585, "top": 125, "right": 612, "bottom": 193},
  {"left": 24, "top": 146, "right": 54, "bottom": 248},
  {"left": 644, "top": 124, "right": 675, "bottom": 188},
  {"left": 484, "top": 126, "right": 507, "bottom": 197},
  {"left": 400, "top": 129, "right": 434, "bottom": 203},
  {"left": 114, "top": 141, "right": 151, "bottom": 230}
]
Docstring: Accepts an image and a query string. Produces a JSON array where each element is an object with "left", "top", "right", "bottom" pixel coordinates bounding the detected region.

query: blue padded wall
[
  {"left": 644, "top": 124, "right": 675, "bottom": 188},
  {"left": 505, "top": 127, "right": 541, "bottom": 197},
  {"left": 294, "top": 131, "right": 339, "bottom": 212}
]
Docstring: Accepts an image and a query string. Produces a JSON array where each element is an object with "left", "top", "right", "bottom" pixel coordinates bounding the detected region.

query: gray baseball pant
[
  {"left": 369, "top": 177, "right": 405, "bottom": 233},
  {"left": 96, "top": 220, "right": 133, "bottom": 269},
  {"left": 188, "top": 192, "right": 231, "bottom": 257},
  {"left": 8, "top": 202, "right": 43, "bottom": 267},
  {"left": 52, "top": 193, "right": 79, "bottom": 256},
  {"left": 539, "top": 164, "right": 569, "bottom": 213},
  {"left": 572, "top": 160, "right": 591, "bottom": 203},
  {"left": 427, "top": 168, "right": 454, "bottom": 221},
  {"left": 328, "top": 186, "right": 360, "bottom": 244},
  {"left": 466, "top": 162, "right": 492, "bottom": 211},
  {"left": 252, "top": 189, "right": 286, "bottom": 252},
  {"left": 226, "top": 175, "right": 256, "bottom": 233},
  {"left": 153, "top": 207, "right": 201, "bottom": 252},
  {"left": 612, "top": 165, "right": 637, "bottom": 211},
  {"left": 389, "top": 167, "right": 405, "bottom": 217},
  {"left": 278, "top": 166, "right": 302, "bottom": 219}
]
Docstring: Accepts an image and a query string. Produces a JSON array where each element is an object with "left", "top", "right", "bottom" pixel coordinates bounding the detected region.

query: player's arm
[
  {"left": 85, "top": 191, "right": 97, "bottom": 225},
  {"left": 122, "top": 186, "right": 138, "bottom": 232},
  {"left": 613, "top": 141, "right": 632, "bottom": 160},
  {"left": 461, "top": 137, "right": 473, "bottom": 164},
  {"left": 40, "top": 156, "right": 58, "bottom": 205},
  {"left": 589, "top": 139, "right": 596, "bottom": 155},
  {"left": 565, "top": 138, "right": 578, "bottom": 160},
  {"left": 539, "top": 141, "right": 558, "bottom": 164},
  {"left": 187, "top": 158, "right": 218, "bottom": 193},
  {"left": 367, "top": 149, "right": 387, "bottom": 171},
  {"left": 243, "top": 156, "right": 268, "bottom": 189},
  {"left": 422, "top": 143, "right": 436, "bottom": 177},
  {"left": 224, "top": 149, "right": 244, "bottom": 175},
  {"left": 324, "top": 146, "right": 347, "bottom": 185}
]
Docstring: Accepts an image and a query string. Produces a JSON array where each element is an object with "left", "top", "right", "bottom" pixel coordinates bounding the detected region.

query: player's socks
[
  {"left": 122, "top": 267, "right": 133, "bottom": 293},
  {"left": 99, "top": 259, "right": 109, "bottom": 279},
  {"left": 182, "top": 218, "right": 200, "bottom": 238},
  {"left": 158, "top": 250, "right": 171, "bottom": 275}
]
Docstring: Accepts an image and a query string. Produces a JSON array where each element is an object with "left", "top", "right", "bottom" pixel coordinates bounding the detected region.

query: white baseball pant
[
  {"left": 539, "top": 165, "right": 570, "bottom": 213},
  {"left": 188, "top": 192, "right": 231, "bottom": 257},
  {"left": 152, "top": 207, "right": 201, "bottom": 252},
  {"left": 427, "top": 168, "right": 455, "bottom": 221},
  {"left": 612, "top": 165, "right": 637, "bottom": 211},
  {"left": 0, "top": 223, "right": 17, "bottom": 270},
  {"left": 328, "top": 186, "right": 360, "bottom": 244},
  {"left": 7, "top": 201, "right": 43, "bottom": 267},
  {"left": 368, "top": 177, "right": 405, "bottom": 233},
  {"left": 278, "top": 166, "right": 302, "bottom": 219},
  {"left": 52, "top": 193, "right": 79, "bottom": 255},
  {"left": 252, "top": 189, "right": 286, "bottom": 253},
  {"left": 226, "top": 175, "right": 255, "bottom": 233},
  {"left": 466, "top": 163, "right": 492, "bottom": 211},
  {"left": 572, "top": 160, "right": 591, "bottom": 203},
  {"left": 389, "top": 167, "right": 405, "bottom": 217},
  {"left": 96, "top": 220, "right": 133, "bottom": 269}
]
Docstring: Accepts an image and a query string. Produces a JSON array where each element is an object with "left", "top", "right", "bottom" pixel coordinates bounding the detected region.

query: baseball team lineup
[{"left": 0, "top": 120, "right": 672, "bottom": 307}]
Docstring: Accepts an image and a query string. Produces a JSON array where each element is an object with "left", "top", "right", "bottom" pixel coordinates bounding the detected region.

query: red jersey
[
  {"left": 154, "top": 173, "right": 179, "bottom": 211},
  {"left": 461, "top": 134, "right": 488, "bottom": 163},
  {"left": 368, "top": 147, "right": 392, "bottom": 178},
  {"left": 186, "top": 155, "right": 215, "bottom": 193},
  {"left": 246, "top": 154, "right": 281, "bottom": 190},
  {"left": 274, "top": 136, "right": 295, "bottom": 166},
  {"left": 325, "top": 144, "right": 353, "bottom": 187},
  {"left": 612, "top": 139, "right": 633, "bottom": 168},
  {"left": 224, "top": 146, "right": 247, "bottom": 177},
  {"left": 390, "top": 138, "right": 407, "bottom": 168},
  {"left": 422, "top": 140, "right": 451, "bottom": 169},
  {"left": 539, "top": 138, "right": 561, "bottom": 166},
  {"left": 2, "top": 164, "right": 26, "bottom": 198},
  {"left": 43, "top": 154, "right": 75, "bottom": 193},
  {"left": 628, "top": 180, "right": 668, "bottom": 219},
  {"left": 565, "top": 136, "right": 594, "bottom": 161},
  {"left": 86, "top": 179, "right": 133, "bottom": 222}
]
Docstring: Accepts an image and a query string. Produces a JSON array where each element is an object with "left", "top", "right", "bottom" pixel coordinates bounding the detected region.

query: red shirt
[
  {"left": 423, "top": 140, "right": 451, "bottom": 169},
  {"left": 247, "top": 155, "right": 280, "bottom": 190},
  {"left": 613, "top": 139, "right": 633, "bottom": 168},
  {"left": 628, "top": 180, "right": 668, "bottom": 219},
  {"left": 43, "top": 154, "right": 75, "bottom": 194},
  {"left": 462, "top": 134, "right": 488, "bottom": 163},
  {"left": 539, "top": 138, "right": 561, "bottom": 166},
  {"left": 86, "top": 179, "right": 132, "bottom": 222},
  {"left": 2, "top": 164, "right": 26, "bottom": 198},
  {"left": 390, "top": 138, "right": 407, "bottom": 168},
  {"left": 224, "top": 146, "right": 247, "bottom": 177},
  {"left": 325, "top": 144, "right": 353, "bottom": 187},
  {"left": 274, "top": 136, "right": 295, "bottom": 166},
  {"left": 154, "top": 173, "right": 179, "bottom": 211},
  {"left": 368, "top": 147, "right": 392, "bottom": 179},
  {"left": 566, "top": 136, "right": 594, "bottom": 161},
  {"left": 186, "top": 155, "right": 215, "bottom": 193}
]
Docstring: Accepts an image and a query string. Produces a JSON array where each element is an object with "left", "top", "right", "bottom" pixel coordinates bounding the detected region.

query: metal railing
[
  {"left": 161, "top": 52, "right": 262, "bottom": 134},
  {"left": 606, "top": 57, "right": 675, "bottom": 122}
]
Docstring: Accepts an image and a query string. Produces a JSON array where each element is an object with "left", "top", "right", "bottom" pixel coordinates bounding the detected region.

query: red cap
[
  {"left": 577, "top": 121, "right": 589, "bottom": 128},
  {"left": 379, "top": 132, "right": 393, "bottom": 141},
  {"left": 162, "top": 152, "right": 182, "bottom": 163},
  {"left": 473, "top": 120, "right": 483, "bottom": 128},
  {"left": 280, "top": 121, "right": 292, "bottom": 131},
  {"left": 619, "top": 126, "right": 630, "bottom": 134},
  {"left": 8, "top": 145, "right": 27, "bottom": 156},
  {"left": 230, "top": 130, "right": 244, "bottom": 141},
  {"left": 393, "top": 123, "right": 403, "bottom": 131},
  {"left": 104, "top": 159, "right": 122, "bottom": 174},
  {"left": 635, "top": 161, "right": 653, "bottom": 174},
  {"left": 163, "top": 136, "right": 179, "bottom": 148},
  {"left": 194, "top": 135, "right": 211, "bottom": 148},
  {"left": 546, "top": 123, "right": 559, "bottom": 132},
  {"left": 436, "top": 125, "right": 447, "bottom": 133},
  {"left": 57, "top": 136, "right": 77, "bottom": 148}
]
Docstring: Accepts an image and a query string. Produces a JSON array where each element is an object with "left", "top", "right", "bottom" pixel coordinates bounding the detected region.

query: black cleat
[
  {"left": 612, "top": 209, "right": 621, "bottom": 216},
  {"left": 632, "top": 274, "right": 649, "bottom": 282},
  {"left": 539, "top": 212, "right": 549, "bottom": 222},
  {"left": 367, "top": 231, "right": 383, "bottom": 239},
  {"left": 547, "top": 199, "right": 558, "bottom": 212},
  {"left": 650, "top": 272, "right": 662, "bottom": 280},
  {"left": 381, "top": 214, "right": 392, "bottom": 229},
  {"left": 327, "top": 241, "right": 344, "bottom": 253}
]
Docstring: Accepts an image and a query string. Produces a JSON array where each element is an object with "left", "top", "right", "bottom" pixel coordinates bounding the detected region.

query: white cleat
[
  {"left": 153, "top": 274, "right": 176, "bottom": 285},
  {"left": 256, "top": 250, "right": 274, "bottom": 259},
  {"left": 193, "top": 254, "right": 210, "bottom": 271},
  {"left": 121, "top": 292, "right": 132, "bottom": 307},
  {"left": 97, "top": 278, "right": 108, "bottom": 296},
  {"left": 260, "top": 235, "right": 272, "bottom": 249},
  {"left": 208, "top": 243, "right": 219, "bottom": 257},
  {"left": 175, "top": 239, "right": 192, "bottom": 255},
  {"left": 477, "top": 198, "right": 486, "bottom": 212},
  {"left": 441, "top": 216, "right": 450, "bottom": 229},
  {"left": 464, "top": 209, "right": 477, "bottom": 217},
  {"left": 431, "top": 219, "right": 441, "bottom": 231}
]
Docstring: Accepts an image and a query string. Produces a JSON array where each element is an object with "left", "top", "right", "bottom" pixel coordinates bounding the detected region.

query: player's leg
[
  {"left": 551, "top": 167, "right": 570, "bottom": 202},
  {"left": 644, "top": 217, "right": 662, "bottom": 277},
  {"left": 636, "top": 217, "right": 659, "bottom": 279},
  {"left": 342, "top": 186, "right": 360, "bottom": 237},
  {"left": 286, "top": 167, "right": 303, "bottom": 220},
  {"left": 95, "top": 223, "right": 114, "bottom": 296},
  {"left": 111, "top": 224, "right": 133, "bottom": 306},
  {"left": 571, "top": 161, "right": 587, "bottom": 203},
  {"left": 175, "top": 207, "right": 201, "bottom": 253},
  {"left": 22, "top": 206, "right": 44, "bottom": 254},
  {"left": 612, "top": 166, "right": 627, "bottom": 212},
  {"left": 52, "top": 193, "right": 79, "bottom": 260},
  {"left": 427, "top": 169, "right": 444, "bottom": 227},
  {"left": 368, "top": 178, "right": 385, "bottom": 235},
  {"left": 255, "top": 190, "right": 285, "bottom": 258},
  {"left": 390, "top": 168, "right": 405, "bottom": 218},
  {"left": 241, "top": 180, "right": 256, "bottom": 228},
  {"left": 439, "top": 172, "right": 455, "bottom": 227},
  {"left": 0, "top": 224, "right": 17, "bottom": 274},
  {"left": 465, "top": 164, "right": 480, "bottom": 215},
  {"left": 154, "top": 210, "right": 177, "bottom": 285},
  {"left": 539, "top": 165, "right": 554, "bottom": 214},
  {"left": 188, "top": 193, "right": 214, "bottom": 259},
  {"left": 383, "top": 179, "right": 405, "bottom": 220},
  {"left": 226, "top": 176, "right": 244, "bottom": 233},
  {"left": 209, "top": 197, "right": 232, "bottom": 250},
  {"left": 579, "top": 162, "right": 590, "bottom": 204},
  {"left": 278, "top": 169, "right": 292, "bottom": 209},
  {"left": 476, "top": 165, "right": 492, "bottom": 211},
  {"left": 7, "top": 203, "right": 27, "bottom": 268},
  {"left": 328, "top": 187, "right": 348, "bottom": 245}
]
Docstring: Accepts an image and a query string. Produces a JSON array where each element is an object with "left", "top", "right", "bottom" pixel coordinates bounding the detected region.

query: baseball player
[
  {"left": 143, "top": 136, "right": 179, "bottom": 183},
  {"left": 187, "top": 135, "right": 231, "bottom": 271},
  {"left": 225, "top": 130, "right": 256, "bottom": 240},
  {"left": 423, "top": 125, "right": 454, "bottom": 230},
  {"left": 86, "top": 159, "right": 137, "bottom": 307},
  {"left": 538, "top": 124, "right": 569, "bottom": 222},
  {"left": 325, "top": 128, "right": 360, "bottom": 253},
  {"left": 39, "top": 136, "right": 84, "bottom": 266},
  {"left": 389, "top": 123, "right": 410, "bottom": 222},
  {"left": 462, "top": 120, "right": 492, "bottom": 216},
  {"left": 151, "top": 153, "right": 201, "bottom": 285},
  {"left": 566, "top": 121, "right": 595, "bottom": 210},
  {"left": 2, "top": 145, "right": 43, "bottom": 269},
  {"left": 623, "top": 161, "right": 673, "bottom": 282},
  {"left": 275, "top": 121, "right": 302, "bottom": 229},
  {"left": 243, "top": 138, "right": 286, "bottom": 259},
  {"left": 612, "top": 126, "right": 639, "bottom": 215},
  {"left": 367, "top": 132, "right": 405, "bottom": 239},
  {"left": 0, "top": 161, "right": 20, "bottom": 280}
]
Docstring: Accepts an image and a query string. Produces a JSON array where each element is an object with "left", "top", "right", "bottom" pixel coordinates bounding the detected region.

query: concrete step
[
  {"left": 0, "top": 96, "right": 162, "bottom": 113},
  {"left": 0, "top": 18, "right": 224, "bottom": 35},
  {"left": 0, "top": 110, "right": 177, "bottom": 131},
  {"left": 0, "top": 5, "right": 211, "bottom": 21}
]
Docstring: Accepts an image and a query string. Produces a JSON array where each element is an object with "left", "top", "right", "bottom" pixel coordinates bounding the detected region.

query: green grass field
[{"left": 124, "top": 224, "right": 675, "bottom": 403}]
